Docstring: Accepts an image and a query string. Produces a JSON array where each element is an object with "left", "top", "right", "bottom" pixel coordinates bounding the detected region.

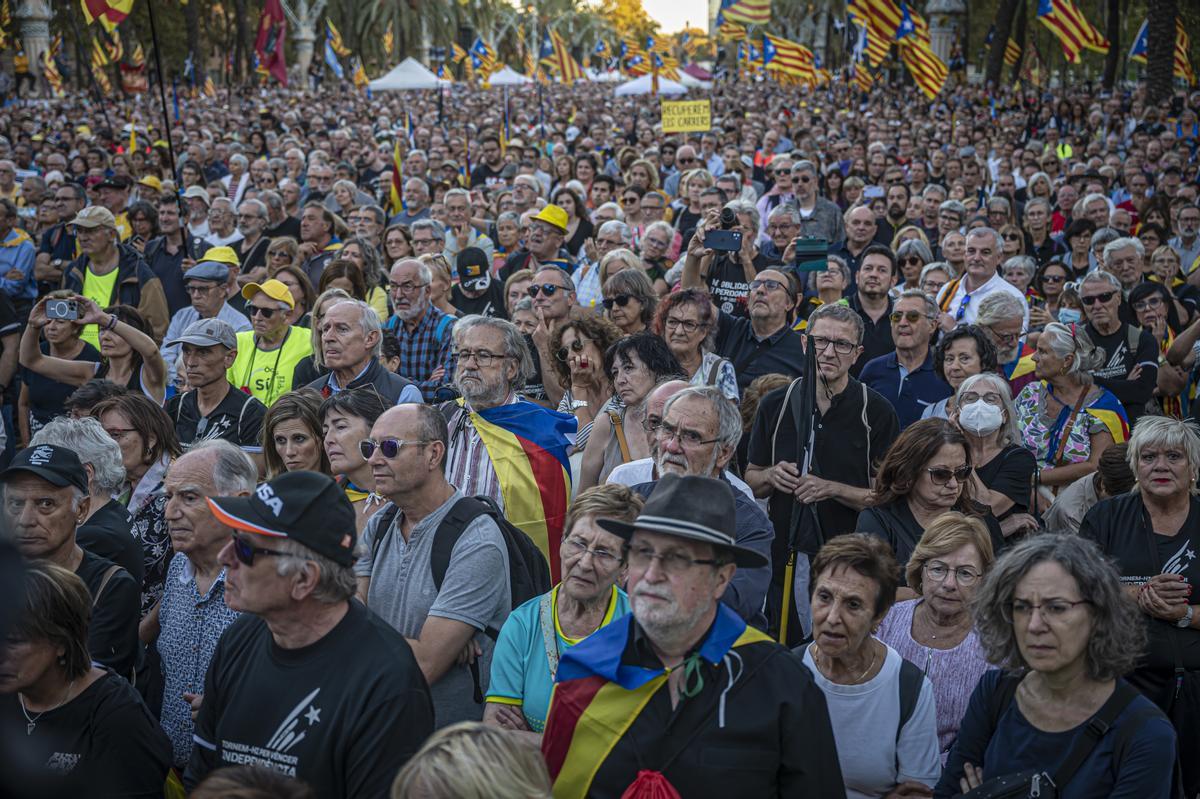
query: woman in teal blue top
[{"left": 485, "top": 484, "right": 641, "bottom": 739}]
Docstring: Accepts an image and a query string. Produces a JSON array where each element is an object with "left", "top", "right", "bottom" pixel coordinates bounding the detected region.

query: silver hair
[
  {"left": 1080, "top": 192, "right": 1113, "bottom": 216},
  {"left": 512, "top": 296, "right": 535, "bottom": 314},
  {"left": 1090, "top": 226, "right": 1121, "bottom": 250},
  {"left": 404, "top": 177, "right": 429, "bottom": 197},
  {"left": 274, "top": 538, "right": 359, "bottom": 604},
  {"left": 808, "top": 302, "right": 865, "bottom": 344},
  {"left": 30, "top": 417, "right": 126, "bottom": 495},
  {"left": 644, "top": 220, "right": 674, "bottom": 242},
  {"left": 791, "top": 159, "right": 817, "bottom": 176},
  {"left": 1079, "top": 270, "right": 1122, "bottom": 292},
  {"left": 1126, "top": 416, "right": 1200, "bottom": 495},
  {"left": 326, "top": 299, "right": 383, "bottom": 358},
  {"left": 411, "top": 218, "right": 446, "bottom": 243},
  {"left": 897, "top": 288, "right": 938, "bottom": 318},
  {"left": 332, "top": 179, "right": 357, "bottom": 197},
  {"left": 1103, "top": 236, "right": 1144, "bottom": 266},
  {"left": 595, "top": 201, "right": 624, "bottom": 221},
  {"left": 496, "top": 211, "right": 520, "bottom": 227},
  {"left": 452, "top": 315, "right": 534, "bottom": 391},
  {"left": 920, "top": 261, "right": 956, "bottom": 284},
  {"left": 971, "top": 534, "right": 1146, "bottom": 680},
  {"left": 598, "top": 219, "right": 633, "bottom": 244},
  {"left": 229, "top": 153, "right": 249, "bottom": 170},
  {"left": 965, "top": 225, "right": 1003, "bottom": 252},
  {"left": 1002, "top": 255, "right": 1037, "bottom": 275},
  {"left": 922, "top": 184, "right": 947, "bottom": 200},
  {"left": 768, "top": 204, "right": 801, "bottom": 225},
  {"left": 443, "top": 187, "right": 470, "bottom": 204},
  {"left": 956, "top": 373, "right": 1020, "bottom": 447},
  {"left": 939, "top": 199, "right": 967, "bottom": 217},
  {"left": 1024, "top": 197, "right": 1052, "bottom": 216},
  {"left": 663, "top": 386, "right": 742, "bottom": 452},
  {"left": 896, "top": 239, "right": 933, "bottom": 265},
  {"left": 723, "top": 199, "right": 760, "bottom": 232},
  {"left": 975, "top": 291, "right": 1027, "bottom": 326},
  {"left": 1040, "top": 322, "right": 1105, "bottom": 377},
  {"left": 185, "top": 440, "right": 257, "bottom": 494},
  {"left": 392, "top": 257, "right": 432, "bottom": 286},
  {"left": 240, "top": 198, "right": 267, "bottom": 219}
]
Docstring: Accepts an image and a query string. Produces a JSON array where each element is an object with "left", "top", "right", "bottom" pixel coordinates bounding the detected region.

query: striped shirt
[{"left": 444, "top": 394, "right": 524, "bottom": 510}]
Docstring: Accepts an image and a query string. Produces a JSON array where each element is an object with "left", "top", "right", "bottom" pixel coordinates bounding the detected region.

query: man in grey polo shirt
[{"left": 355, "top": 403, "right": 511, "bottom": 727}]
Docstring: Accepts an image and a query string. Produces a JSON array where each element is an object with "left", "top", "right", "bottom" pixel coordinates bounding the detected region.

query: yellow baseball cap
[
  {"left": 532, "top": 203, "right": 568, "bottom": 233},
  {"left": 138, "top": 175, "right": 163, "bottom": 192},
  {"left": 201, "top": 245, "right": 240, "bottom": 267},
  {"left": 241, "top": 278, "right": 295, "bottom": 310}
]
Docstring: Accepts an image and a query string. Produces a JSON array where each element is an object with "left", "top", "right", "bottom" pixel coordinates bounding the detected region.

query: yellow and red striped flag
[
  {"left": 717, "top": 0, "right": 771, "bottom": 27},
  {"left": 762, "top": 33, "right": 815, "bottom": 83},
  {"left": 900, "top": 39, "right": 947, "bottom": 99},
  {"left": 1004, "top": 38, "right": 1021, "bottom": 66},
  {"left": 42, "top": 49, "right": 65, "bottom": 96},
  {"left": 389, "top": 138, "right": 404, "bottom": 216},
  {"left": 1036, "top": 0, "right": 1107, "bottom": 64},
  {"left": 549, "top": 30, "right": 585, "bottom": 83},
  {"left": 80, "top": 0, "right": 132, "bottom": 33},
  {"left": 325, "top": 20, "right": 351, "bottom": 57},
  {"left": 718, "top": 20, "right": 748, "bottom": 40},
  {"left": 104, "top": 29, "right": 123, "bottom": 62}
]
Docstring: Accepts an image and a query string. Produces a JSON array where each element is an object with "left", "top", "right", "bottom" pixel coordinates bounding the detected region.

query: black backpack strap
[
  {"left": 430, "top": 496, "right": 489, "bottom": 591},
  {"left": 369, "top": 503, "right": 402, "bottom": 564},
  {"left": 1052, "top": 681, "right": 1141, "bottom": 789},
  {"left": 896, "top": 657, "right": 923, "bottom": 743}
]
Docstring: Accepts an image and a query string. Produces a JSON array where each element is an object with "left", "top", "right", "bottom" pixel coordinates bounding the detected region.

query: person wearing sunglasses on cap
[
  {"left": 185, "top": 471, "right": 434, "bottom": 798},
  {"left": 227, "top": 278, "right": 313, "bottom": 406},
  {"left": 1078, "top": 270, "right": 1158, "bottom": 425},
  {"left": 858, "top": 418, "right": 1005, "bottom": 575},
  {"left": 860, "top": 290, "right": 951, "bottom": 430}
]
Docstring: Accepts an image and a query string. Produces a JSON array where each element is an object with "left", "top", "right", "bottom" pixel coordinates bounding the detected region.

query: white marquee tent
[{"left": 368, "top": 57, "right": 445, "bottom": 91}]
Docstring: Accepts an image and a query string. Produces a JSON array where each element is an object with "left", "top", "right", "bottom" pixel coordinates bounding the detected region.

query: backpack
[{"left": 371, "top": 494, "right": 551, "bottom": 641}]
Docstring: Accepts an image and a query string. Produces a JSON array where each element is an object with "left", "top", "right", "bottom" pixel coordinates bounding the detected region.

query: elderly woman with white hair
[
  {"left": 1080, "top": 416, "right": 1200, "bottom": 796},
  {"left": 952, "top": 373, "right": 1039, "bottom": 540},
  {"left": 220, "top": 152, "right": 250, "bottom": 207},
  {"left": 1014, "top": 322, "right": 1128, "bottom": 490}
]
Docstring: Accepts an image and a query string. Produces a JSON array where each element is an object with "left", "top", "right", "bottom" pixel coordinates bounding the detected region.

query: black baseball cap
[
  {"left": 207, "top": 471, "right": 358, "bottom": 566},
  {"left": 1, "top": 444, "right": 89, "bottom": 493}
]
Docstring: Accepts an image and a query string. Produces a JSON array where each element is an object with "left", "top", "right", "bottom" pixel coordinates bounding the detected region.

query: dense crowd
[{"left": 0, "top": 71, "right": 1198, "bottom": 799}]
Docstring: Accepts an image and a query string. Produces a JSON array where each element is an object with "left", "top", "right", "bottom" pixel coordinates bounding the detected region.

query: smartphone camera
[{"left": 45, "top": 299, "right": 79, "bottom": 321}]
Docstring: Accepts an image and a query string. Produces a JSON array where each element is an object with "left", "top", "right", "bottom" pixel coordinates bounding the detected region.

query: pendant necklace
[{"left": 19, "top": 680, "right": 74, "bottom": 736}]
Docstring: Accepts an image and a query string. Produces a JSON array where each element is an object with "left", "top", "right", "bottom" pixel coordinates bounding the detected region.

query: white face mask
[{"left": 959, "top": 399, "right": 1005, "bottom": 436}]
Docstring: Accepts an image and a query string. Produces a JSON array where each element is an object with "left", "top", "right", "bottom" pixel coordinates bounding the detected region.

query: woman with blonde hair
[
  {"left": 419, "top": 253, "right": 461, "bottom": 317},
  {"left": 391, "top": 722, "right": 551, "bottom": 799},
  {"left": 624, "top": 158, "right": 660, "bottom": 192}
]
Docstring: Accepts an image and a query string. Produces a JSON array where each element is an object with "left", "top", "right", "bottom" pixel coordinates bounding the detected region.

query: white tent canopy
[
  {"left": 369, "top": 57, "right": 444, "bottom": 91},
  {"left": 613, "top": 74, "right": 687, "bottom": 96},
  {"left": 488, "top": 66, "right": 531, "bottom": 85},
  {"left": 678, "top": 72, "right": 712, "bottom": 90}
]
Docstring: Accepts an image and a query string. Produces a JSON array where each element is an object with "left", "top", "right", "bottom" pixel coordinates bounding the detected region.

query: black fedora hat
[{"left": 597, "top": 473, "right": 767, "bottom": 568}]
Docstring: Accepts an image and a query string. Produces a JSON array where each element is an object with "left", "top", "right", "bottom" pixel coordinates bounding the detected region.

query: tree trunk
[
  {"left": 183, "top": 0, "right": 202, "bottom": 83},
  {"left": 1010, "top": 0, "right": 1027, "bottom": 84},
  {"left": 1101, "top": 0, "right": 1120, "bottom": 89},
  {"left": 1145, "top": 0, "right": 1176, "bottom": 104},
  {"left": 233, "top": 0, "right": 248, "bottom": 82},
  {"left": 985, "top": 0, "right": 1019, "bottom": 88}
]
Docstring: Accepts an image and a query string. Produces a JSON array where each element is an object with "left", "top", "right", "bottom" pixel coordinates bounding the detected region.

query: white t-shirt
[
  {"left": 937, "top": 270, "right": 1029, "bottom": 329},
  {"left": 802, "top": 643, "right": 941, "bottom": 799}
]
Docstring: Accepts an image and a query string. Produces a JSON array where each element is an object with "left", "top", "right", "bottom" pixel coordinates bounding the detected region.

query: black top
[
  {"left": 291, "top": 355, "right": 326, "bottom": 390},
  {"left": 166, "top": 382, "right": 267, "bottom": 448},
  {"left": 0, "top": 669, "right": 172, "bottom": 799},
  {"left": 75, "top": 549, "right": 140, "bottom": 681},
  {"left": 1085, "top": 322, "right": 1158, "bottom": 424},
  {"left": 847, "top": 292, "right": 895, "bottom": 377},
  {"left": 451, "top": 280, "right": 508, "bottom": 319},
  {"left": 77, "top": 499, "right": 141, "bottom": 587},
  {"left": 748, "top": 376, "right": 900, "bottom": 568},
  {"left": 714, "top": 310, "right": 805, "bottom": 391},
  {"left": 184, "top": 601, "right": 434, "bottom": 799},
  {"left": 144, "top": 233, "right": 203, "bottom": 317},
  {"left": 1080, "top": 493, "right": 1200, "bottom": 705},
  {"left": 0, "top": 293, "right": 20, "bottom": 405},
  {"left": 266, "top": 215, "right": 302, "bottom": 241},
  {"left": 234, "top": 236, "right": 271, "bottom": 276},
  {"left": 857, "top": 499, "right": 1006, "bottom": 577},
  {"left": 974, "top": 444, "right": 1038, "bottom": 520},
  {"left": 22, "top": 341, "right": 102, "bottom": 430},
  {"left": 564, "top": 217, "right": 594, "bottom": 257},
  {"left": 706, "top": 251, "right": 771, "bottom": 318}
]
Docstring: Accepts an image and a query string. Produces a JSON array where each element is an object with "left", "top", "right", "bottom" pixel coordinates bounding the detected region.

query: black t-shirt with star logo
[{"left": 167, "top": 383, "right": 267, "bottom": 449}]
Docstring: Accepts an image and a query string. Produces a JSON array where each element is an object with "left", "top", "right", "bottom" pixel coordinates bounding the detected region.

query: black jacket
[{"left": 305, "top": 357, "right": 416, "bottom": 405}]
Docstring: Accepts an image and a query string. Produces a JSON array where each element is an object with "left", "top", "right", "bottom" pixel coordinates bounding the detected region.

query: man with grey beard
[
  {"left": 386, "top": 258, "right": 455, "bottom": 401},
  {"left": 625, "top": 385, "right": 773, "bottom": 628}
]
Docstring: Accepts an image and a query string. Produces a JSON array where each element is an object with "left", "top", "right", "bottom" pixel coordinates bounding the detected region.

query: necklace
[
  {"left": 812, "top": 641, "right": 878, "bottom": 684},
  {"left": 19, "top": 680, "right": 74, "bottom": 736}
]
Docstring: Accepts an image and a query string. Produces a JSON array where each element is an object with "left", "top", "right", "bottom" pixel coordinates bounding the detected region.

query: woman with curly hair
[
  {"left": 652, "top": 288, "right": 738, "bottom": 402},
  {"left": 550, "top": 314, "right": 623, "bottom": 452}
]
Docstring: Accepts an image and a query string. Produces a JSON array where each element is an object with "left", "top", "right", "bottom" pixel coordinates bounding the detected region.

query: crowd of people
[{"left": 0, "top": 67, "right": 1198, "bottom": 799}]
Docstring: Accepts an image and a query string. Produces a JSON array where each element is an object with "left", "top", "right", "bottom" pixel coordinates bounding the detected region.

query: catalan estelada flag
[
  {"left": 81, "top": 0, "right": 133, "bottom": 33},
  {"left": 463, "top": 400, "right": 575, "bottom": 580},
  {"left": 1036, "top": 0, "right": 1107, "bottom": 64},
  {"left": 1083, "top": 390, "right": 1130, "bottom": 446},
  {"left": 542, "top": 606, "right": 772, "bottom": 799},
  {"left": 896, "top": 2, "right": 946, "bottom": 98},
  {"left": 1004, "top": 38, "right": 1022, "bottom": 66},
  {"left": 1130, "top": 18, "right": 1196, "bottom": 87},
  {"left": 718, "top": 0, "right": 771, "bottom": 26},
  {"left": 762, "top": 33, "right": 815, "bottom": 83}
]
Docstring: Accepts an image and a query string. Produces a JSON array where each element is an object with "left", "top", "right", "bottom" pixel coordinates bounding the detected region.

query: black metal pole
[
  {"left": 144, "top": 0, "right": 179, "bottom": 183},
  {"left": 66, "top": 10, "right": 114, "bottom": 132}
]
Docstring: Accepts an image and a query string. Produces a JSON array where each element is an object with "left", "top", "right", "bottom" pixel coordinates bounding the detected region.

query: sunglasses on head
[
  {"left": 602, "top": 294, "right": 633, "bottom": 309},
  {"left": 1080, "top": 291, "right": 1117, "bottom": 306},
  {"left": 359, "top": 437, "right": 429, "bottom": 459},
  {"left": 249, "top": 305, "right": 280, "bottom": 318},
  {"left": 528, "top": 283, "right": 566, "bottom": 297},
  {"left": 231, "top": 533, "right": 285, "bottom": 567},
  {"left": 927, "top": 465, "right": 972, "bottom": 485}
]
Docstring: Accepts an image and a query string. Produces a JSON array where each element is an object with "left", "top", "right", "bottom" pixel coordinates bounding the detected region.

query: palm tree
[
  {"left": 985, "top": 0, "right": 1020, "bottom": 88},
  {"left": 1145, "top": 0, "right": 1176, "bottom": 104}
]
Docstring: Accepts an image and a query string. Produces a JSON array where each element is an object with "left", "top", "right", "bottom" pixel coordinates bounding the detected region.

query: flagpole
[
  {"left": 144, "top": 0, "right": 179, "bottom": 183},
  {"left": 67, "top": 10, "right": 114, "bottom": 133}
]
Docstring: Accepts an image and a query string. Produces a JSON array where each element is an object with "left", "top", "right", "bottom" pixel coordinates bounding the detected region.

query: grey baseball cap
[{"left": 166, "top": 318, "right": 237, "bottom": 349}]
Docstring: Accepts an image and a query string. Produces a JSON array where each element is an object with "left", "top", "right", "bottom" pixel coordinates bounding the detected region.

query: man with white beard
[
  {"left": 386, "top": 258, "right": 455, "bottom": 401},
  {"left": 624, "top": 385, "right": 773, "bottom": 628}
]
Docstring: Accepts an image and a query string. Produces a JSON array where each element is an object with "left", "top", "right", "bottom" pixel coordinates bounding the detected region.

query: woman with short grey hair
[
  {"left": 936, "top": 534, "right": 1177, "bottom": 798},
  {"left": 1078, "top": 416, "right": 1200, "bottom": 794},
  {"left": 895, "top": 239, "right": 934, "bottom": 294}
]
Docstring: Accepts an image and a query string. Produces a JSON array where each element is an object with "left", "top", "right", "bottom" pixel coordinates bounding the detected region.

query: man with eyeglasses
[
  {"left": 745, "top": 303, "right": 900, "bottom": 644},
  {"left": 348, "top": 204, "right": 386, "bottom": 251},
  {"left": 187, "top": 471, "right": 434, "bottom": 797},
  {"left": 356, "top": 402, "right": 513, "bottom": 727},
  {"left": 859, "top": 290, "right": 951, "bottom": 428},
  {"left": 526, "top": 264, "right": 577, "bottom": 406},
  {"left": 203, "top": 197, "right": 243, "bottom": 249},
  {"left": 791, "top": 160, "right": 845, "bottom": 247},
  {"left": 302, "top": 163, "right": 335, "bottom": 204},
  {"left": 541, "top": 472, "right": 843, "bottom": 798},
  {"left": 231, "top": 198, "right": 271, "bottom": 277},
  {"left": 34, "top": 182, "right": 85, "bottom": 293},
  {"left": 975, "top": 292, "right": 1038, "bottom": 396},
  {"left": 386, "top": 258, "right": 456, "bottom": 401},
  {"left": 161, "top": 250, "right": 252, "bottom": 386},
  {"left": 1079, "top": 270, "right": 1158, "bottom": 424},
  {"left": 227, "top": 279, "right": 313, "bottom": 406},
  {"left": 1170, "top": 203, "right": 1200, "bottom": 274}
]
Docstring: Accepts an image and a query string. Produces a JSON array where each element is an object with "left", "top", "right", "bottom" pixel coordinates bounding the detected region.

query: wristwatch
[{"left": 1177, "top": 605, "right": 1195, "bottom": 629}]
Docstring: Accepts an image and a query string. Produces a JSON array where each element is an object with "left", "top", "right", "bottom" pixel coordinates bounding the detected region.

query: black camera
[{"left": 719, "top": 208, "right": 737, "bottom": 230}]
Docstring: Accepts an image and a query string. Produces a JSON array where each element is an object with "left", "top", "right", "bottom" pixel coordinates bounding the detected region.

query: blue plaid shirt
[{"left": 387, "top": 305, "right": 456, "bottom": 401}]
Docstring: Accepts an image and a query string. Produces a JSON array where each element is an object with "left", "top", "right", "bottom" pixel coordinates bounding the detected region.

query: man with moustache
[
  {"left": 541, "top": 473, "right": 843, "bottom": 798},
  {"left": 386, "top": 258, "right": 456, "bottom": 401}
]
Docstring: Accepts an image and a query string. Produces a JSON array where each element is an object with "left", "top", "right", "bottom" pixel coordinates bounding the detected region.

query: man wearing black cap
[
  {"left": 451, "top": 246, "right": 507, "bottom": 319},
  {"left": 185, "top": 471, "right": 434, "bottom": 798},
  {"left": 541, "top": 473, "right": 843, "bottom": 798},
  {"left": 1, "top": 443, "right": 141, "bottom": 679},
  {"left": 165, "top": 319, "right": 266, "bottom": 449}
]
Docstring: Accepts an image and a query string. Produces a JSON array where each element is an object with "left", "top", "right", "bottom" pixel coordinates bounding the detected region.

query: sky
[{"left": 642, "top": 0, "right": 709, "bottom": 34}]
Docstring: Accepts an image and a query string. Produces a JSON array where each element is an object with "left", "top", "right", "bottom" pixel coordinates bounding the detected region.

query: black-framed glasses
[
  {"left": 641, "top": 414, "right": 663, "bottom": 434},
  {"left": 808, "top": 335, "right": 856, "bottom": 355},
  {"left": 658, "top": 420, "right": 720, "bottom": 448},
  {"left": 889, "top": 310, "right": 931, "bottom": 324},
  {"left": 389, "top": 281, "right": 429, "bottom": 295},
  {"left": 556, "top": 338, "right": 588, "bottom": 361},
  {"left": 452, "top": 349, "right": 507, "bottom": 367},
  {"left": 750, "top": 278, "right": 790, "bottom": 295},
  {"left": 1080, "top": 291, "right": 1117, "bottom": 306},
  {"left": 231, "top": 533, "right": 286, "bottom": 567},
  {"left": 528, "top": 283, "right": 567, "bottom": 297},
  {"left": 602, "top": 294, "right": 633, "bottom": 310},
  {"left": 927, "top": 465, "right": 972, "bottom": 485},
  {"left": 359, "top": 437, "right": 430, "bottom": 459},
  {"left": 1132, "top": 296, "right": 1165, "bottom": 312},
  {"left": 664, "top": 317, "right": 705, "bottom": 334},
  {"left": 1002, "top": 598, "right": 1092, "bottom": 624},
  {"left": 248, "top": 305, "right": 279, "bottom": 318},
  {"left": 562, "top": 536, "right": 622, "bottom": 567},
  {"left": 959, "top": 391, "right": 1004, "bottom": 406},
  {"left": 923, "top": 561, "right": 981, "bottom": 586},
  {"left": 627, "top": 544, "right": 717, "bottom": 575}
]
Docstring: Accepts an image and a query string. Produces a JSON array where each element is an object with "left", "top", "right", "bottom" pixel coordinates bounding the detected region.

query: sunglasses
[
  {"left": 1042, "top": 274, "right": 1066, "bottom": 283},
  {"left": 602, "top": 294, "right": 633, "bottom": 309},
  {"left": 528, "top": 283, "right": 567, "bottom": 297},
  {"left": 231, "top": 533, "right": 286, "bottom": 567},
  {"left": 248, "top": 305, "right": 280, "bottom": 318},
  {"left": 889, "top": 310, "right": 930, "bottom": 324},
  {"left": 1080, "top": 291, "right": 1117, "bottom": 306},
  {"left": 359, "top": 437, "right": 429, "bottom": 459},
  {"left": 927, "top": 465, "right": 972, "bottom": 485},
  {"left": 902, "top": 256, "right": 923, "bottom": 265},
  {"left": 556, "top": 339, "right": 587, "bottom": 361}
]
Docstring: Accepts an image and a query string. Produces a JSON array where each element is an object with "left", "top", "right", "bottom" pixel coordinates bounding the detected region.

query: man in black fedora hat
[
  {"left": 184, "top": 471, "right": 433, "bottom": 799},
  {"left": 541, "top": 473, "right": 843, "bottom": 798}
]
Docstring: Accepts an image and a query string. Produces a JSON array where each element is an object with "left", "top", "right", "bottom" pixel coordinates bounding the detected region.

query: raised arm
[
  {"left": 77, "top": 296, "right": 168, "bottom": 401},
  {"left": 18, "top": 298, "right": 96, "bottom": 387}
]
